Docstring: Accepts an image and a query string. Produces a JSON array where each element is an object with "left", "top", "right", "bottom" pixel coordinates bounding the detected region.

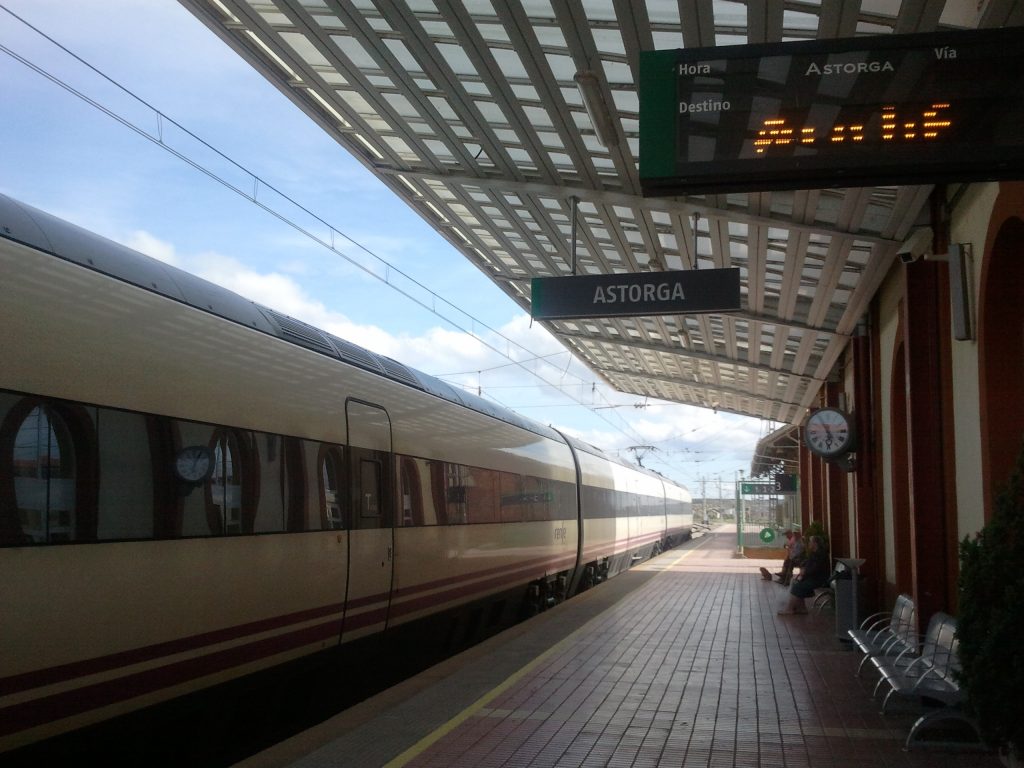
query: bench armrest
[{"left": 858, "top": 610, "right": 890, "bottom": 631}]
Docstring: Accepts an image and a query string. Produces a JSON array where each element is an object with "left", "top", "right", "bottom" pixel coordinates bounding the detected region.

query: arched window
[
  {"left": 399, "top": 456, "right": 424, "bottom": 527},
  {"left": 319, "top": 445, "right": 345, "bottom": 529},
  {"left": 204, "top": 428, "right": 258, "bottom": 535},
  {"left": 13, "top": 405, "right": 76, "bottom": 542},
  {"left": 1, "top": 397, "right": 97, "bottom": 545},
  {"left": 211, "top": 431, "right": 242, "bottom": 534}
]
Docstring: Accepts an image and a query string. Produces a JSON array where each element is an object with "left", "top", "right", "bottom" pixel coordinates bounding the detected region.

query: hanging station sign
[
  {"left": 741, "top": 474, "right": 798, "bottom": 495},
  {"left": 639, "top": 27, "right": 1024, "bottom": 195},
  {"left": 530, "top": 267, "right": 740, "bottom": 321}
]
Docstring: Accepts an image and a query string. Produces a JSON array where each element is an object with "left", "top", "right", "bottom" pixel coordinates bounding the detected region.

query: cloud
[
  {"left": 117, "top": 231, "right": 480, "bottom": 375},
  {"left": 124, "top": 231, "right": 180, "bottom": 267},
  {"left": 112, "top": 228, "right": 763, "bottom": 488}
]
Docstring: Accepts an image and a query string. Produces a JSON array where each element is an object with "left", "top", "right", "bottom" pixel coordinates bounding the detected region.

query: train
[{"left": 0, "top": 192, "right": 692, "bottom": 752}]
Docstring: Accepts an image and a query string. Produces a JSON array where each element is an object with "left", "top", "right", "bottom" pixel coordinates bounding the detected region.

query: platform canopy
[{"left": 180, "top": 0, "right": 1023, "bottom": 424}]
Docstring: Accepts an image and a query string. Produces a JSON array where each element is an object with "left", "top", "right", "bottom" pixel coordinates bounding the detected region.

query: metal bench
[
  {"left": 847, "top": 593, "right": 917, "bottom": 677},
  {"left": 811, "top": 586, "right": 834, "bottom": 612},
  {"left": 869, "top": 612, "right": 984, "bottom": 751}
]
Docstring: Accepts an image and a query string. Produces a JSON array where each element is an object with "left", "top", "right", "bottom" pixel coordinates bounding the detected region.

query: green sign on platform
[{"left": 741, "top": 475, "right": 798, "bottom": 495}]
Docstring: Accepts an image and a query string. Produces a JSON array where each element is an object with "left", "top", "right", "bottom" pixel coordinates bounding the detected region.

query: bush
[{"left": 956, "top": 443, "right": 1024, "bottom": 751}]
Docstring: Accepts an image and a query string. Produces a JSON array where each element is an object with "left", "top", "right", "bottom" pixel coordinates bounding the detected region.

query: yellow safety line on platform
[{"left": 382, "top": 534, "right": 715, "bottom": 767}]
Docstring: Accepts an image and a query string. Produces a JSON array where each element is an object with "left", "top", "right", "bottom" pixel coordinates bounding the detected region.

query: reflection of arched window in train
[
  {"left": 280, "top": 437, "right": 307, "bottom": 533},
  {"left": 319, "top": 445, "right": 345, "bottom": 529},
  {"left": 12, "top": 405, "right": 76, "bottom": 542},
  {"left": 399, "top": 456, "right": 424, "bottom": 526},
  {"left": 211, "top": 430, "right": 242, "bottom": 533},
  {"left": 204, "top": 429, "right": 258, "bottom": 535},
  {"left": 445, "top": 462, "right": 468, "bottom": 524},
  {"left": 1, "top": 396, "right": 97, "bottom": 545}
]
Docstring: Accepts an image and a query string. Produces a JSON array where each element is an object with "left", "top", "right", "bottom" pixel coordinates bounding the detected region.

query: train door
[{"left": 341, "top": 400, "right": 395, "bottom": 643}]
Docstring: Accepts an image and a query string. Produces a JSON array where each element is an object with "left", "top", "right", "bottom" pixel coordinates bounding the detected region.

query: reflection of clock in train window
[
  {"left": 803, "top": 408, "right": 856, "bottom": 459},
  {"left": 174, "top": 444, "right": 213, "bottom": 483}
]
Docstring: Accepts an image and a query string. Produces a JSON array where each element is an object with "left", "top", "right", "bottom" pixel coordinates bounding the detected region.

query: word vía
[{"left": 754, "top": 103, "right": 951, "bottom": 152}]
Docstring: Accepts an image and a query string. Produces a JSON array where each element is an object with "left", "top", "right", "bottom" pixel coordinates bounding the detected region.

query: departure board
[{"left": 639, "top": 27, "right": 1024, "bottom": 195}]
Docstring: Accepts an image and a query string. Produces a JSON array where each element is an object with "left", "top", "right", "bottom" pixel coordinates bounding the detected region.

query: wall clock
[{"left": 804, "top": 407, "right": 856, "bottom": 459}]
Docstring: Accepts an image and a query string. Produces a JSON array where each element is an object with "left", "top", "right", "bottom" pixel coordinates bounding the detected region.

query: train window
[
  {"left": 213, "top": 432, "right": 241, "bottom": 533},
  {"left": 206, "top": 429, "right": 258, "bottom": 535},
  {"left": 427, "top": 459, "right": 447, "bottom": 525},
  {"left": 245, "top": 433, "right": 300, "bottom": 534},
  {"left": 320, "top": 445, "right": 345, "bottom": 529},
  {"left": 2, "top": 389, "right": 358, "bottom": 543},
  {"left": 501, "top": 474, "right": 555, "bottom": 522},
  {"left": 279, "top": 437, "right": 307, "bottom": 533},
  {"left": 406, "top": 456, "right": 445, "bottom": 525},
  {"left": 444, "top": 462, "right": 468, "bottom": 524},
  {"left": 463, "top": 466, "right": 499, "bottom": 524},
  {"left": 0, "top": 394, "right": 104, "bottom": 545},
  {"left": 399, "top": 456, "right": 425, "bottom": 526},
  {"left": 11, "top": 404, "right": 76, "bottom": 543},
  {"left": 95, "top": 408, "right": 154, "bottom": 540},
  {"left": 499, "top": 472, "right": 525, "bottom": 523},
  {"left": 359, "top": 459, "right": 381, "bottom": 519},
  {"left": 346, "top": 449, "right": 390, "bottom": 530}
]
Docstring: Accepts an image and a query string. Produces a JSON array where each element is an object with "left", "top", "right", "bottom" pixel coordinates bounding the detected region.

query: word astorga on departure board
[{"left": 639, "top": 27, "right": 1024, "bottom": 195}]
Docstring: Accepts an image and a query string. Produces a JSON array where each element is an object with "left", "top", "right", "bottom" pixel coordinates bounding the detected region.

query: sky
[{"left": 0, "top": 0, "right": 772, "bottom": 495}]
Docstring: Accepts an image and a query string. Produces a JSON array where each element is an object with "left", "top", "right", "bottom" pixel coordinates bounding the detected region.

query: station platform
[{"left": 239, "top": 528, "right": 997, "bottom": 768}]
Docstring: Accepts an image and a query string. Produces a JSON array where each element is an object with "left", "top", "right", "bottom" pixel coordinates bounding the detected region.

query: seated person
[
  {"left": 776, "top": 530, "right": 805, "bottom": 586},
  {"left": 778, "top": 535, "right": 829, "bottom": 615}
]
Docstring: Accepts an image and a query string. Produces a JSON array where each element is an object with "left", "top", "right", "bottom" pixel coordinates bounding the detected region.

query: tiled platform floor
[{"left": 249, "top": 529, "right": 997, "bottom": 768}]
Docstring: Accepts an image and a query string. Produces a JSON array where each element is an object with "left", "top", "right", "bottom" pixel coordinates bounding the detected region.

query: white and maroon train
[{"left": 0, "top": 193, "right": 692, "bottom": 751}]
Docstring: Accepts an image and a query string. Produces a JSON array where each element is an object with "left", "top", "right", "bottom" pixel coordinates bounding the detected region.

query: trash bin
[{"left": 832, "top": 557, "right": 866, "bottom": 640}]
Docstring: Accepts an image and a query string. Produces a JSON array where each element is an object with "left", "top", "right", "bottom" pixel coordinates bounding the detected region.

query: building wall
[
  {"left": 948, "top": 182, "right": 999, "bottom": 539},
  {"left": 858, "top": 181, "right": 1015, "bottom": 608},
  {"left": 875, "top": 257, "right": 904, "bottom": 590}
]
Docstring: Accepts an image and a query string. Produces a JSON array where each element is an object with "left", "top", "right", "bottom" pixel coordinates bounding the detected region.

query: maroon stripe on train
[
  {"left": 0, "top": 547, "right": 595, "bottom": 736},
  {"left": 390, "top": 554, "right": 578, "bottom": 619},
  {"left": 339, "top": 606, "right": 388, "bottom": 631},
  {"left": 0, "top": 602, "right": 344, "bottom": 697},
  {"left": 346, "top": 550, "right": 573, "bottom": 610},
  {"left": 0, "top": 552, "right": 572, "bottom": 736},
  {"left": 0, "top": 548, "right": 567, "bottom": 694},
  {"left": 0, "top": 551, "right": 576, "bottom": 700},
  {"left": 388, "top": 550, "right": 566, "bottom": 600},
  {"left": 0, "top": 618, "right": 342, "bottom": 737}
]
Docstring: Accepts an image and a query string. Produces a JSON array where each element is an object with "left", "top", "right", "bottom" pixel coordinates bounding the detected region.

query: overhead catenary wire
[
  {"left": 0, "top": 4, "right": 676, "bottom": 454},
  {"left": 0, "top": 5, "right": 762, "bottom": 484}
]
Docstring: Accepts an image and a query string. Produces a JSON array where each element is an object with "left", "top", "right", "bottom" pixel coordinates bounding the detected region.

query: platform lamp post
[{"left": 735, "top": 470, "right": 744, "bottom": 555}]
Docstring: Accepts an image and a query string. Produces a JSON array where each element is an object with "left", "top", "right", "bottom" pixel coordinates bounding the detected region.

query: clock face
[
  {"left": 175, "top": 445, "right": 213, "bottom": 483},
  {"left": 804, "top": 408, "right": 855, "bottom": 458}
]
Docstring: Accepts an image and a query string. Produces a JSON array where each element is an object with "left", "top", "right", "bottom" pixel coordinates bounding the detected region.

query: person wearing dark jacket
[
  {"left": 776, "top": 530, "right": 804, "bottom": 585},
  {"left": 777, "top": 535, "right": 829, "bottom": 615}
]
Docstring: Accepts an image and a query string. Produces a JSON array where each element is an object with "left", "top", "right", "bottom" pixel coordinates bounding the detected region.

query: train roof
[
  {"left": 560, "top": 431, "right": 678, "bottom": 486},
  {"left": 0, "top": 193, "right": 559, "bottom": 442}
]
